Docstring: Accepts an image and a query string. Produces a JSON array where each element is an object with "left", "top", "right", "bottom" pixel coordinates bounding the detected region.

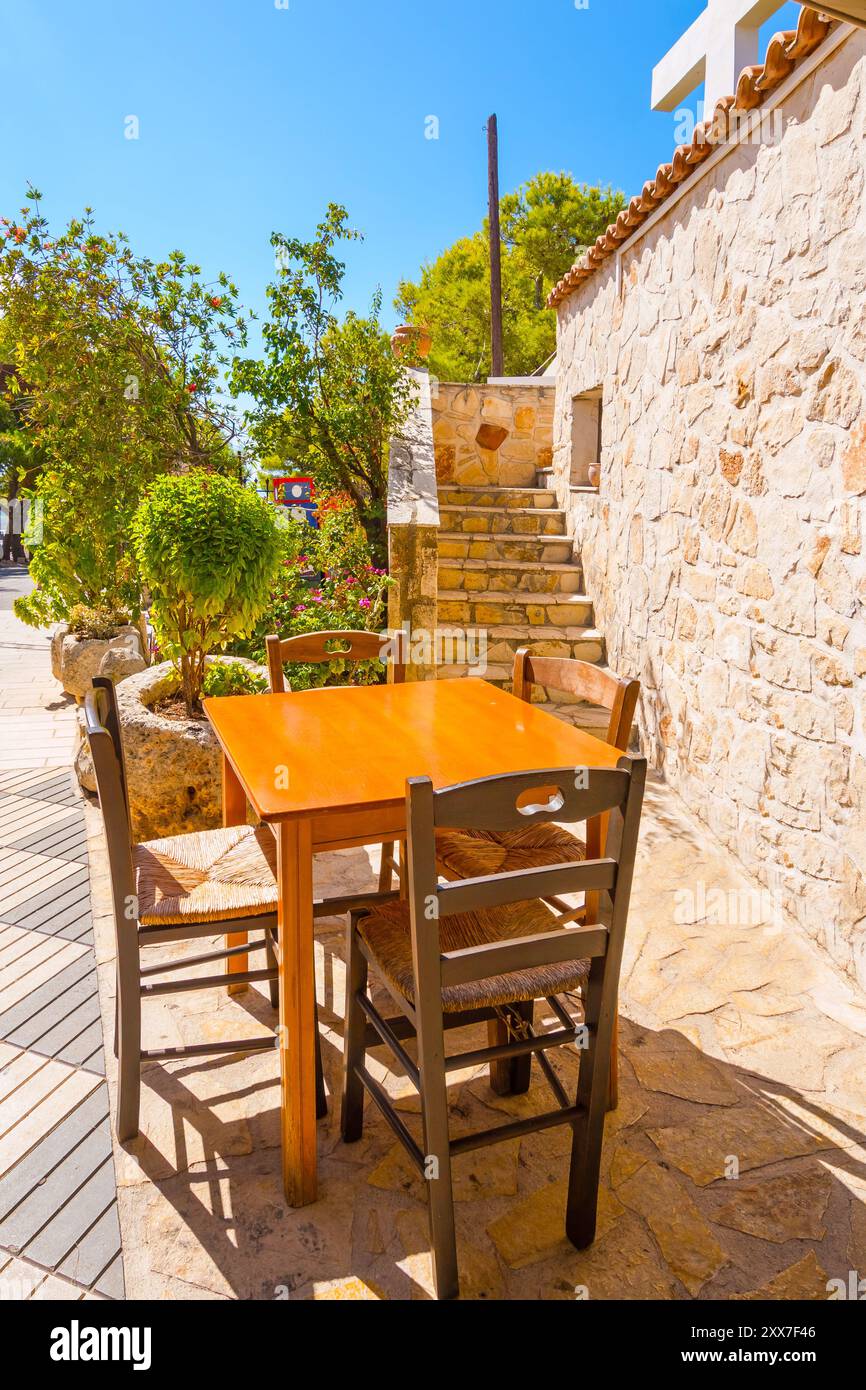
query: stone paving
[
  {"left": 3, "top": 578, "right": 866, "bottom": 1301},
  {"left": 85, "top": 755, "right": 866, "bottom": 1301}
]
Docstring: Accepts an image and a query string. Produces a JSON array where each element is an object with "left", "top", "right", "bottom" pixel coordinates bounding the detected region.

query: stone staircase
[{"left": 436, "top": 481, "right": 608, "bottom": 728}]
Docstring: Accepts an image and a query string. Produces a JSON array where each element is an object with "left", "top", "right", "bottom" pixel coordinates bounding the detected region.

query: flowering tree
[{"left": 0, "top": 188, "right": 248, "bottom": 625}]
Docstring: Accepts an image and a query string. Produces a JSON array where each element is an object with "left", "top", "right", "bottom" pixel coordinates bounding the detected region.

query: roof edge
[{"left": 548, "top": 7, "right": 837, "bottom": 309}]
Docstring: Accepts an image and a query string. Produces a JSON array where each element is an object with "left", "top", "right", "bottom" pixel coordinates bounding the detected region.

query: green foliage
[
  {"left": 232, "top": 205, "right": 417, "bottom": 563},
  {"left": 202, "top": 661, "right": 268, "bottom": 698},
  {"left": 231, "top": 497, "right": 391, "bottom": 691},
  {"left": 0, "top": 188, "right": 247, "bottom": 626},
  {"left": 67, "top": 603, "right": 130, "bottom": 640},
  {"left": 500, "top": 173, "right": 626, "bottom": 284},
  {"left": 395, "top": 172, "right": 626, "bottom": 381},
  {"left": 132, "top": 472, "right": 281, "bottom": 712}
]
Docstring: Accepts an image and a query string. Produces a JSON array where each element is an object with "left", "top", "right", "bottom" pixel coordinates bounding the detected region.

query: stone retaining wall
[
  {"left": 552, "top": 30, "right": 866, "bottom": 985},
  {"left": 432, "top": 381, "right": 555, "bottom": 488}
]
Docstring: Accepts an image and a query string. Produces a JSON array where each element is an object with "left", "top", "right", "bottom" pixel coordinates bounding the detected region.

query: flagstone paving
[
  {"left": 3, "top": 585, "right": 866, "bottom": 1301},
  {"left": 85, "top": 773, "right": 866, "bottom": 1302}
]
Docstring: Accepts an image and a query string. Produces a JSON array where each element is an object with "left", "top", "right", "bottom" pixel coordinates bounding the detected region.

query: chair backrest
[
  {"left": 512, "top": 650, "right": 640, "bottom": 753},
  {"left": 265, "top": 629, "right": 406, "bottom": 693},
  {"left": 404, "top": 757, "right": 646, "bottom": 1012},
  {"left": 83, "top": 678, "right": 137, "bottom": 937}
]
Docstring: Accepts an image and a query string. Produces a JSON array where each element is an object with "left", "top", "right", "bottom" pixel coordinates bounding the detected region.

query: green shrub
[
  {"left": 132, "top": 472, "right": 281, "bottom": 712},
  {"left": 67, "top": 603, "right": 131, "bottom": 640},
  {"left": 230, "top": 495, "right": 392, "bottom": 691},
  {"left": 202, "top": 661, "right": 268, "bottom": 698}
]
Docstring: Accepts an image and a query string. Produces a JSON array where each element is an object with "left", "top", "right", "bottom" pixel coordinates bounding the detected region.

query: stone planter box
[
  {"left": 51, "top": 623, "right": 146, "bottom": 700},
  {"left": 75, "top": 657, "right": 268, "bottom": 841}
]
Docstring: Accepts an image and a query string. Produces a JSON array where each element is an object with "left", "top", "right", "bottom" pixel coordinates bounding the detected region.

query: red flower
[
  {"left": 186, "top": 383, "right": 197, "bottom": 393},
  {"left": 210, "top": 296, "right": 222, "bottom": 308}
]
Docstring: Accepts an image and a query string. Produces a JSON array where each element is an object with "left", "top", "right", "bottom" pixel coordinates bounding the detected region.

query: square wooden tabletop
[{"left": 204, "top": 677, "right": 622, "bottom": 823}]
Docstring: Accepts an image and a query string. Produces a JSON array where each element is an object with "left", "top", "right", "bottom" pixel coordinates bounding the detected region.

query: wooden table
[{"left": 204, "top": 677, "right": 621, "bottom": 1207}]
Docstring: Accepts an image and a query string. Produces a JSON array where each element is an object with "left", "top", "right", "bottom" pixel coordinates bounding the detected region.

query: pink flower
[
  {"left": 293, "top": 604, "right": 306, "bottom": 614},
  {"left": 359, "top": 597, "right": 371, "bottom": 610}
]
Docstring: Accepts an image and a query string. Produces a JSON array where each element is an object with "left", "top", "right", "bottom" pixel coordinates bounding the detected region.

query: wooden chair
[
  {"left": 436, "top": 650, "right": 640, "bottom": 881},
  {"left": 341, "top": 756, "right": 646, "bottom": 1299},
  {"left": 84, "top": 677, "right": 327, "bottom": 1143},
  {"left": 266, "top": 628, "right": 406, "bottom": 891},
  {"left": 435, "top": 651, "right": 640, "bottom": 1110}
]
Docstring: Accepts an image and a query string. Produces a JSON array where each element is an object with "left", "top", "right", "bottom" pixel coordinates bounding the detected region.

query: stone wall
[
  {"left": 552, "top": 30, "right": 866, "bottom": 986},
  {"left": 387, "top": 370, "right": 439, "bottom": 680},
  {"left": 432, "top": 381, "right": 555, "bottom": 488}
]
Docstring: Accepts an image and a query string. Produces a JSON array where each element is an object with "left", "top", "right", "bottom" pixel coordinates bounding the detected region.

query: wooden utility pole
[{"left": 487, "top": 114, "right": 504, "bottom": 378}]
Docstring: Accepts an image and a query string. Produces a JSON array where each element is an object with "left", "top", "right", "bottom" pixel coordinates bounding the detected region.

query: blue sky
[{"left": 0, "top": 0, "right": 801, "bottom": 342}]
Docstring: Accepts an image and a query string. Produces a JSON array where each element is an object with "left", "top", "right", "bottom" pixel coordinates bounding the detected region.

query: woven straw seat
[
  {"left": 358, "top": 897, "right": 589, "bottom": 1013},
  {"left": 134, "top": 824, "right": 278, "bottom": 926},
  {"left": 435, "top": 823, "right": 586, "bottom": 879}
]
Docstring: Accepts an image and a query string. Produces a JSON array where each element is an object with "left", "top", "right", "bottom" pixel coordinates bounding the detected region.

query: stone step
[
  {"left": 435, "top": 624, "right": 604, "bottom": 669},
  {"left": 438, "top": 590, "right": 594, "bottom": 629},
  {"left": 438, "top": 532, "right": 573, "bottom": 564},
  {"left": 437, "top": 557, "right": 584, "bottom": 596},
  {"left": 438, "top": 485, "right": 557, "bottom": 511},
  {"left": 434, "top": 677, "right": 613, "bottom": 737},
  {"left": 438, "top": 505, "right": 567, "bottom": 537}
]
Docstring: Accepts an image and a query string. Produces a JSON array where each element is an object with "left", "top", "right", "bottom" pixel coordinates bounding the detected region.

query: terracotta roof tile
[{"left": 548, "top": 6, "right": 836, "bottom": 308}]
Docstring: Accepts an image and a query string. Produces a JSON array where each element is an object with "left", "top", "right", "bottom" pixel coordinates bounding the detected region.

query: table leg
[
  {"left": 276, "top": 818, "right": 318, "bottom": 1206},
  {"left": 221, "top": 753, "right": 249, "bottom": 996}
]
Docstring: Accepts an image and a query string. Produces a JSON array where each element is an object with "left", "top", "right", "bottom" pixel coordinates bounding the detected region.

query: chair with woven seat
[
  {"left": 266, "top": 628, "right": 406, "bottom": 891},
  {"left": 435, "top": 650, "right": 640, "bottom": 881},
  {"left": 341, "top": 756, "right": 646, "bottom": 1300},
  {"left": 435, "top": 651, "right": 640, "bottom": 1109},
  {"left": 84, "top": 676, "right": 326, "bottom": 1143}
]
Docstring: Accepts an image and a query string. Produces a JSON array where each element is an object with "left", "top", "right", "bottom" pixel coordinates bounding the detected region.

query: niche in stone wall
[{"left": 570, "top": 388, "right": 603, "bottom": 487}]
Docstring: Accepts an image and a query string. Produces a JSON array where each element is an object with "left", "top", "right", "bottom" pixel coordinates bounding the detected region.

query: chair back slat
[
  {"left": 405, "top": 756, "right": 645, "bottom": 998},
  {"left": 438, "top": 857, "right": 616, "bottom": 917},
  {"left": 266, "top": 629, "right": 406, "bottom": 693},
  {"left": 512, "top": 651, "right": 639, "bottom": 751},
  {"left": 84, "top": 683, "right": 137, "bottom": 941},
  {"left": 440, "top": 924, "right": 609, "bottom": 988},
  {"left": 434, "top": 766, "right": 630, "bottom": 833}
]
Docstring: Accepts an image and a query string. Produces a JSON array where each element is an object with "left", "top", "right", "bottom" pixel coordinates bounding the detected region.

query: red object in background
[{"left": 274, "top": 476, "right": 315, "bottom": 505}]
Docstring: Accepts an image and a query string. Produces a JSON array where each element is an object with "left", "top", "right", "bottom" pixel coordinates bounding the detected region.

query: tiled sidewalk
[{"left": 0, "top": 594, "right": 124, "bottom": 1300}]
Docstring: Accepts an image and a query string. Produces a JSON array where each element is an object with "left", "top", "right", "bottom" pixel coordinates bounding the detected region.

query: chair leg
[
  {"left": 113, "top": 962, "right": 119, "bottom": 1060},
  {"left": 314, "top": 1000, "right": 327, "bottom": 1120},
  {"left": 607, "top": 1014, "right": 619, "bottom": 1112},
  {"left": 417, "top": 1020, "right": 459, "bottom": 1301},
  {"left": 378, "top": 841, "right": 395, "bottom": 893},
  {"left": 340, "top": 917, "right": 368, "bottom": 1142},
  {"left": 565, "top": 963, "right": 608, "bottom": 1249},
  {"left": 264, "top": 929, "right": 279, "bottom": 1011},
  {"left": 116, "top": 946, "right": 142, "bottom": 1144},
  {"left": 487, "top": 1000, "right": 534, "bottom": 1096}
]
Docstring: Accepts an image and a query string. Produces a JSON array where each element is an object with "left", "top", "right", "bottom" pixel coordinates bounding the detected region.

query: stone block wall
[
  {"left": 387, "top": 370, "right": 440, "bottom": 681},
  {"left": 552, "top": 30, "right": 866, "bottom": 986},
  {"left": 432, "top": 381, "right": 555, "bottom": 488}
]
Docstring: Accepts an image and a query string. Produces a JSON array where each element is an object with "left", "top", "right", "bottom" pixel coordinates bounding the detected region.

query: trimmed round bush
[{"left": 132, "top": 472, "right": 281, "bottom": 711}]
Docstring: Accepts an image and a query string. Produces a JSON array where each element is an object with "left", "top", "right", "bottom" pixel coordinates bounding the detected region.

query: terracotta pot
[{"left": 391, "top": 324, "right": 432, "bottom": 359}]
